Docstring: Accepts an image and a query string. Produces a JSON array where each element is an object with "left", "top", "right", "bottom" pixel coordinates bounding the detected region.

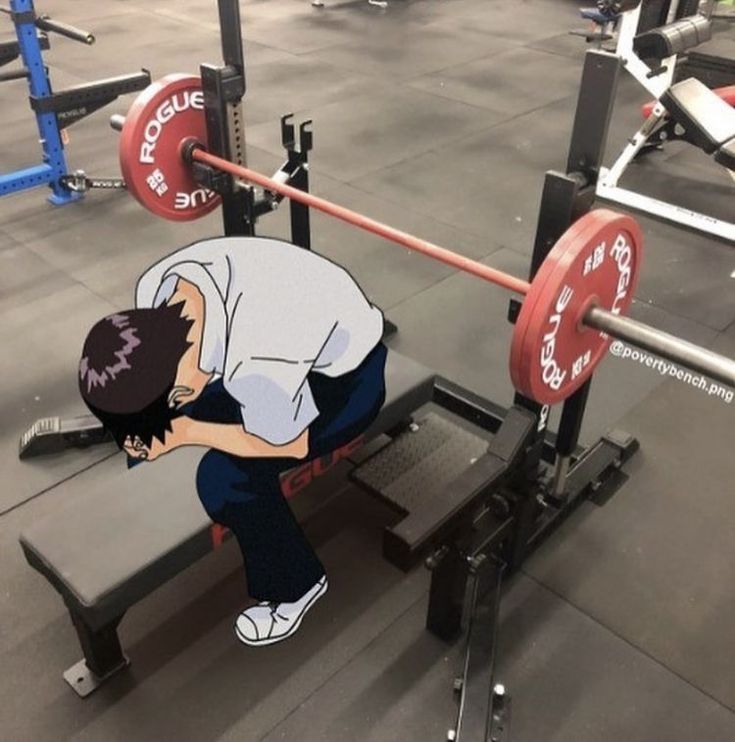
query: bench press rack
[
  {"left": 18, "top": 4, "right": 645, "bottom": 740},
  {"left": 355, "top": 49, "right": 639, "bottom": 741}
]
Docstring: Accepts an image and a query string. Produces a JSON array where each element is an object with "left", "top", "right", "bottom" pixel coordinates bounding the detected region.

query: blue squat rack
[{"left": 0, "top": 0, "right": 150, "bottom": 205}]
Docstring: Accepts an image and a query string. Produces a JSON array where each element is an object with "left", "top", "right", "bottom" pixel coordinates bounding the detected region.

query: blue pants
[{"left": 185, "top": 343, "right": 387, "bottom": 603}]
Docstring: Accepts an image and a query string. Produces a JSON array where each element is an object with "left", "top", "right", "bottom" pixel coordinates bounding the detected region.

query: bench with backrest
[
  {"left": 19, "top": 350, "right": 435, "bottom": 697},
  {"left": 660, "top": 78, "right": 735, "bottom": 169},
  {"left": 638, "top": 79, "right": 735, "bottom": 168},
  {"left": 596, "top": 0, "right": 735, "bottom": 240}
]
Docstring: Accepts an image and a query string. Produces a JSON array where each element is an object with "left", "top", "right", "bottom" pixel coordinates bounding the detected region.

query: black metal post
[
  {"left": 426, "top": 545, "right": 470, "bottom": 641},
  {"left": 451, "top": 554, "right": 507, "bottom": 742},
  {"left": 200, "top": 63, "right": 252, "bottom": 236},
  {"left": 69, "top": 612, "right": 126, "bottom": 677},
  {"left": 279, "top": 116, "right": 313, "bottom": 250},
  {"left": 566, "top": 51, "right": 622, "bottom": 182},
  {"left": 504, "top": 172, "right": 574, "bottom": 568},
  {"left": 218, "top": 0, "right": 245, "bottom": 75},
  {"left": 289, "top": 123, "right": 313, "bottom": 250},
  {"left": 548, "top": 50, "right": 623, "bottom": 485},
  {"left": 507, "top": 51, "right": 623, "bottom": 510},
  {"left": 199, "top": 0, "right": 250, "bottom": 236}
]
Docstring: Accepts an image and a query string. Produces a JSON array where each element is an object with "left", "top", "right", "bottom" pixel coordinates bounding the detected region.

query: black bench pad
[
  {"left": 19, "top": 350, "right": 435, "bottom": 631},
  {"left": 662, "top": 77, "right": 735, "bottom": 155}
]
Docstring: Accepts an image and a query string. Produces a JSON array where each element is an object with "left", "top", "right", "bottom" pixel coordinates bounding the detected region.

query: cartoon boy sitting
[{"left": 78, "top": 236, "right": 386, "bottom": 646}]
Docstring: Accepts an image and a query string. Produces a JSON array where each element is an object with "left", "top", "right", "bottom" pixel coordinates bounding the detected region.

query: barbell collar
[
  {"left": 180, "top": 137, "right": 206, "bottom": 165},
  {"left": 584, "top": 306, "right": 735, "bottom": 388}
]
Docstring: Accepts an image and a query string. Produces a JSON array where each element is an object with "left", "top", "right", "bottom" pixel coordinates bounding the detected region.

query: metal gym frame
[
  {"left": 188, "top": 32, "right": 638, "bottom": 740},
  {"left": 0, "top": 0, "right": 150, "bottom": 205},
  {"left": 19, "top": 2, "right": 644, "bottom": 738},
  {"left": 596, "top": 0, "right": 735, "bottom": 242}
]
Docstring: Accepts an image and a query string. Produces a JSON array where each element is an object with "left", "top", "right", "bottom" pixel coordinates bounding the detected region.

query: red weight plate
[
  {"left": 510, "top": 209, "right": 643, "bottom": 405},
  {"left": 119, "top": 74, "right": 220, "bottom": 221}
]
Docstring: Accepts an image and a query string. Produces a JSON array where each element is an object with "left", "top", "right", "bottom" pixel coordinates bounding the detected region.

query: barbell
[{"left": 114, "top": 74, "right": 735, "bottom": 405}]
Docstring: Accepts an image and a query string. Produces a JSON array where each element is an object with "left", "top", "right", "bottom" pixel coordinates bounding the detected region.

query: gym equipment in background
[
  {"left": 15, "top": 3, "right": 734, "bottom": 738},
  {"left": 595, "top": 0, "right": 735, "bottom": 241},
  {"left": 0, "top": 0, "right": 150, "bottom": 205},
  {"left": 570, "top": 0, "right": 642, "bottom": 47}
]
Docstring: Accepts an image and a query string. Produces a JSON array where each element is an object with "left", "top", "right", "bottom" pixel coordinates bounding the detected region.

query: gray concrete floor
[{"left": 1, "top": 1, "right": 734, "bottom": 740}]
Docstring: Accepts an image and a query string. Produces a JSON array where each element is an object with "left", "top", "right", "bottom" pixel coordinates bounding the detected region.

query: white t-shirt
[{"left": 136, "top": 236, "right": 384, "bottom": 445}]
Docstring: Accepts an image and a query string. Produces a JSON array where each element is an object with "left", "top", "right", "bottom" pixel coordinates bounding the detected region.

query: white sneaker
[
  {"left": 235, "top": 576, "right": 328, "bottom": 646},
  {"left": 312, "top": 0, "right": 324, "bottom": 7}
]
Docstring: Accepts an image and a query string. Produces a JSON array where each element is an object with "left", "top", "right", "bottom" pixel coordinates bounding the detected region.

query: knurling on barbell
[{"left": 116, "top": 74, "right": 735, "bottom": 403}]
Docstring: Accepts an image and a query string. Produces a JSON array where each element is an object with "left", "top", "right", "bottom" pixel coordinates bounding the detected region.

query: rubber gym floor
[{"left": 1, "top": 1, "right": 733, "bottom": 740}]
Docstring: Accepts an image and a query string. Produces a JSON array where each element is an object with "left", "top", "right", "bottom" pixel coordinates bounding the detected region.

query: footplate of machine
[{"left": 350, "top": 413, "right": 489, "bottom": 514}]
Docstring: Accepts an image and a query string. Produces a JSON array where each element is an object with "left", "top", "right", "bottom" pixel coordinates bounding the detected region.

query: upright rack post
[
  {"left": 0, "top": 0, "right": 80, "bottom": 204},
  {"left": 201, "top": 0, "right": 251, "bottom": 236}
]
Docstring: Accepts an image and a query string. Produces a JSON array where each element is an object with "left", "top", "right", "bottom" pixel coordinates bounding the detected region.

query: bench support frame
[{"left": 64, "top": 609, "right": 129, "bottom": 697}]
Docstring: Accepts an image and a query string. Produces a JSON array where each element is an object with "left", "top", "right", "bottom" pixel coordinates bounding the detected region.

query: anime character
[{"left": 78, "top": 236, "right": 386, "bottom": 646}]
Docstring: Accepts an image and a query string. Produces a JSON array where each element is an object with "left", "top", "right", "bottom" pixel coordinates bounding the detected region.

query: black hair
[{"left": 78, "top": 304, "right": 194, "bottom": 448}]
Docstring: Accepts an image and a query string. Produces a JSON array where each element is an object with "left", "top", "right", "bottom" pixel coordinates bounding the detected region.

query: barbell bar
[
  {"left": 188, "top": 144, "right": 735, "bottom": 390},
  {"left": 114, "top": 74, "right": 735, "bottom": 405},
  {"left": 187, "top": 143, "right": 533, "bottom": 296}
]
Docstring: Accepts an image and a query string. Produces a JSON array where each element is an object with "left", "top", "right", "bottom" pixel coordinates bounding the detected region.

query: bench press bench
[{"left": 19, "top": 350, "right": 435, "bottom": 697}]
